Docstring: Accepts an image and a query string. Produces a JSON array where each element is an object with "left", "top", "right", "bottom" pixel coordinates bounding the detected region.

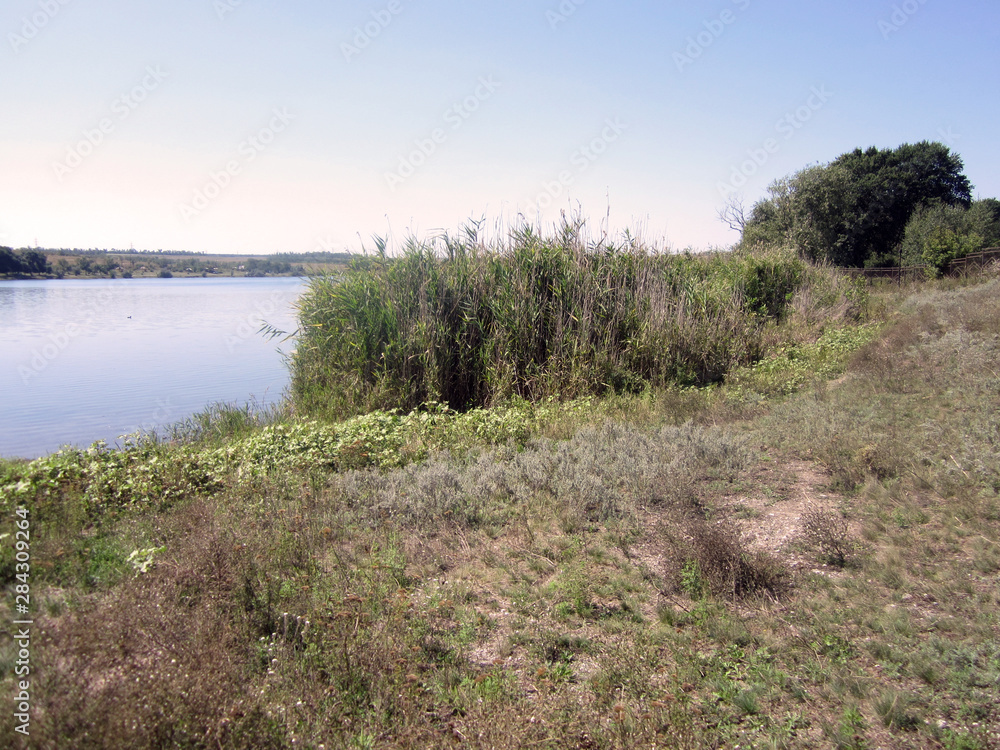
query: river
[{"left": 0, "top": 277, "right": 305, "bottom": 459}]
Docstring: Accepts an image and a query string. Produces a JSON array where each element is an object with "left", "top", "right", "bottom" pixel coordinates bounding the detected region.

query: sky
[{"left": 1, "top": 0, "right": 998, "bottom": 255}]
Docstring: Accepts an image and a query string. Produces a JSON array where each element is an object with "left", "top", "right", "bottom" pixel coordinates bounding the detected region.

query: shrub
[
  {"left": 800, "top": 509, "right": 858, "bottom": 567},
  {"left": 667, "top": 518, "right": 788, "bottom": 600},
  {"left": 899, "top": 199, "right": 1000, "bottom": 270}
]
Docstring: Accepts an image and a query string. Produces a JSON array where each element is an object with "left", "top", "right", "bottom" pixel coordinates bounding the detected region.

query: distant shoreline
[
  {"left": 1, "top": 248, "right": 348, "bottom": 280},
  {"left": 0, "top": 271, "right": 309, "bottom": 281}
]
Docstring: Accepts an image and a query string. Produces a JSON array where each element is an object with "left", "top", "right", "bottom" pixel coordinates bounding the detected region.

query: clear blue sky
[{"left": 2, "top": 0, "right": 998, "bottom": 254}]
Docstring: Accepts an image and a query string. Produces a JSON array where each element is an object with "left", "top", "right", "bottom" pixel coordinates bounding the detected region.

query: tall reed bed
[{"left": 290, "top": 225, "right": 804, "bottom": 418}]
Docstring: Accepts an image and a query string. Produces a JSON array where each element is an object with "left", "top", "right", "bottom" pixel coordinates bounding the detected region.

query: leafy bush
[
  {"left": 0, "top": 440, "right": 218, "bottom": 522},
  {"left": 200, "top": 398, "right": 588, "bottom": 479},
  {"left": 898, "top": 199, "right": 1000, "bottom": 271}
]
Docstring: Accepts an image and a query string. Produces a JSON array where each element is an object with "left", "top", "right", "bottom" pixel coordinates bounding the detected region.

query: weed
[
  {"left": 873, "top": 689, "right": 922, "bottom": 731},
  {"left": 732, "top": 688, "right": 761, "bottom": 716},
  {"left": 670, "top": 518, "right": 789, "bottom": 601},
  {"left": 680, "top": 560, "right": 705, "bottom": 599},
  {"left": 824, "top": 705, "right": 868, "bottom": 750},
  {"left": 800, "top": 509, "right": 859, "bottom": 567}
]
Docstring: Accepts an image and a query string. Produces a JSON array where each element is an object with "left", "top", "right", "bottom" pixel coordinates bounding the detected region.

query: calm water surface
[{"left": 0, "top": 277, "right": 304, "bottom": 459}]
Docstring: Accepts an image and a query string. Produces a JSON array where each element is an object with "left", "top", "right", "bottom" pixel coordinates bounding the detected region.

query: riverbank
[{"left": 1, "top": 263, "right": 998, "bottom": 748}]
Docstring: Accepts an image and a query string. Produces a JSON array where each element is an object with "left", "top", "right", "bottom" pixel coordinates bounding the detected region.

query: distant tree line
[
  {"left": 59, "top": 254, "right": 121, "bottom": 277},
  {"left": 44, "top": 248, "right": 351, "bottom": 263},
  {"left": 734, "top": 141, "right": 1000, "bottom": 271},
  {"left": 44, "top": 248, "right": 208, "bottom": 256},
  {"left": 0, "top": 250, "right": 324, "bottom": 279},
  {"left": 244, "top": 258, "right": 296, "bottom": 276},
  {"left": 0, "top": 247, "right": 51, "bottom": 275},
  {"left": 273, "top": 251, "right": 354, "bottom": 264}
]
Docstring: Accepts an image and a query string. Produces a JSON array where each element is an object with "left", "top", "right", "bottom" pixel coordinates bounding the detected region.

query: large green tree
[
  {"left": 19, "top": 249, "right": 51, "bottom": 274},
  {"left": 0, "top": 247, "right": 51, "bottom": 275},
  {"left": 742, "top": 141, "right": 973, "bottom": 267},
  {"left": 0, "top": 247, "right": 18, "bottom": 274}
]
